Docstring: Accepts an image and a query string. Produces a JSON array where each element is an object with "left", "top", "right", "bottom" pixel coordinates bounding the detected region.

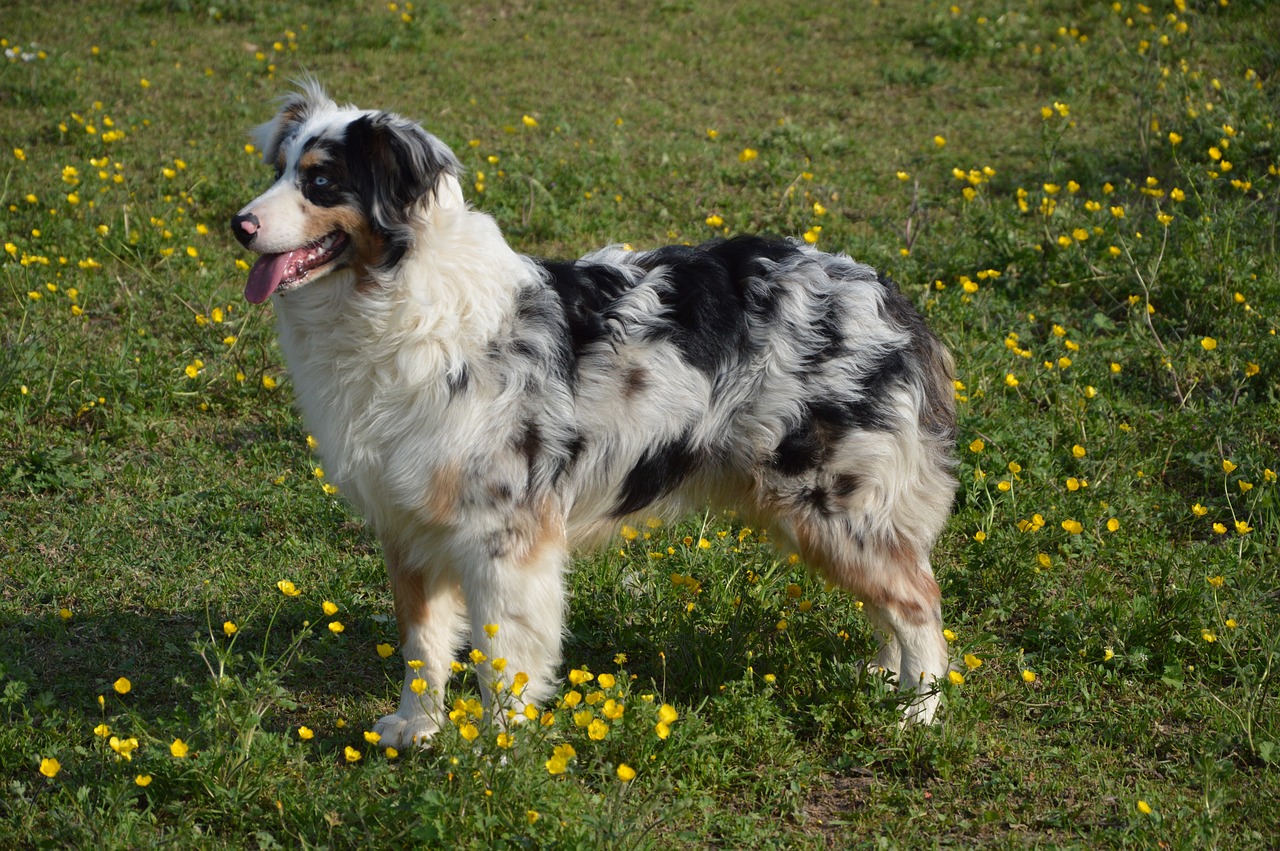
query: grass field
[{"left": 2, "top": 0, "right": 1279, "bottom": 847}]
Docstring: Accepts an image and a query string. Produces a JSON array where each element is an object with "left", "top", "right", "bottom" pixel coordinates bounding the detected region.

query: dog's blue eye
[{"left": 312, "top": 175, "right": 330, "bottom": 187}]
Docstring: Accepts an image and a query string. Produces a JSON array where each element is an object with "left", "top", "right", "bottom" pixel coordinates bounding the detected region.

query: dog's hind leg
[
  {"left": 375, "top": 548, "right": 467, "bottom": 748},
  {"left": 787, "top": 512, "right": 950, "bottom": 725}
]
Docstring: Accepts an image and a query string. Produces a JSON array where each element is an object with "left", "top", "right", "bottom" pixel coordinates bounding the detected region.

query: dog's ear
[
  {"left": 344, "top": 112, "right": 462, "bottom": 268},
  {"left": 254, "top": 80, "right": 334, "bottom": 174}
]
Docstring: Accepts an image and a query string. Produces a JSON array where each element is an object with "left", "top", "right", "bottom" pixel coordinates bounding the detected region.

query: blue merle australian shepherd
[{"left": 231, "top": 83, "right": 958, "bottom": 747}]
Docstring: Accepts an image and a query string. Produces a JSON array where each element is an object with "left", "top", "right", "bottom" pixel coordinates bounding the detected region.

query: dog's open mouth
[{"left": 244, "top": 231, "right": 350, "bottom": 304}]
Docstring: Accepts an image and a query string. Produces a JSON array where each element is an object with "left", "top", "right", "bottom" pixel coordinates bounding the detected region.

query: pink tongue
[{"left": 244, "top": 252, "right": 292, "bottom": 304}]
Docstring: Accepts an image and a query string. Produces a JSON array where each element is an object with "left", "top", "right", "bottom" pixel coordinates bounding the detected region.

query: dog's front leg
[
  {"left": 456, "top": 522, "right": 568, "bottom": 728},
  {"left": 375, "top": 558, "right": 466, "bottom": 748}
]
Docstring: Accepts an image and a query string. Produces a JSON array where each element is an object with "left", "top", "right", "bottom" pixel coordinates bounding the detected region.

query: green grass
[{"left": 2, "top": 0, "right": 1279, "bottom": 847}]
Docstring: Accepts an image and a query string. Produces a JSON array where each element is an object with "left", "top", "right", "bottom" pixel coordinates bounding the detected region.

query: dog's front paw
[
  {"left": 374, "top": 712, "right": 441, "bottom": 748},
  {"left": 898, "top": 688, "right": 942, "bottom": 727}
]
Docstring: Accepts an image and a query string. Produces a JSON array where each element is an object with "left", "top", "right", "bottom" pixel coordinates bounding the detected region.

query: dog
[{"left": 231, "top": 82, "right": 958, "bottom": 747}]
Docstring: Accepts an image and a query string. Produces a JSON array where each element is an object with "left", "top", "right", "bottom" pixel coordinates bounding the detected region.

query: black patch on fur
[
  {"left": 298, "top": 135, "right": 350, "bottom": 208},
  {"left": 831, "top": 473, "right": 861, "bottom": 499},
  {"left": 635, "top": 242, "right": 757, "bottom": 375},
  {"left": 771, "top": 420, "right": 824, "bottom": 476},
  {"left": 613, "top": 429, "right": 698, "bottom": 517},
  {"left": 538, "top": 260, "right": 635, "bottom": 359},
  {"left": 342, "top": 113, "right": 461, "bottom": 269},
  {"left": 622, "top": 367, "right": 648, "bottom": 400},
  {"left": 446, "top": 363, "right": 470, "bottom": 397}
]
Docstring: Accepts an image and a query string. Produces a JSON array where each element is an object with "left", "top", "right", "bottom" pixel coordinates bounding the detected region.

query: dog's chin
[{"left": 244, "top": 230, "right": 352, "bottom": 304}]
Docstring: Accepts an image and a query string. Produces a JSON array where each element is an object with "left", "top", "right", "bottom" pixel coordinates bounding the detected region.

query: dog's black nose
[{"left": 230, "top": 212, "right": 260, "bottom": 248}]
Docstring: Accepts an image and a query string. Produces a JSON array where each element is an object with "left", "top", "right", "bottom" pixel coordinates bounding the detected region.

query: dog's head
[{"left": 231, "top": 81, "right": 462, "bottom": 304}]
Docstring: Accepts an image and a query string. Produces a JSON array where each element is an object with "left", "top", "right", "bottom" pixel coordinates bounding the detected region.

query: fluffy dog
[{"left": 231, "top": 82, "right": 958, "bottom": 746}]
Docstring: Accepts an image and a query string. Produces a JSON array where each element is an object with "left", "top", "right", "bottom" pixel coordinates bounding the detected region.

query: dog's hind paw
[{"left": 374, "top": 712, "right": 440, "bottom": 748}]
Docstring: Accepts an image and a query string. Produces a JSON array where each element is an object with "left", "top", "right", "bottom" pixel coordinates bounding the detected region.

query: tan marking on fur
[
  {"left": 420, "top": 463, "right": 462, "bottom": 525},
  {"left": 791, "top": 517, "right": 939, "bottom": 626},
  {"left": 507, "top": 495, "right": 565, "bottom": 568},
  {"left": 289, "top": 201, "right": 388, "bottom": 291},
  {"left": 385, "top": 545, "right": 429, "bottom": 646},
  {"left": 298, "top": 148, "right": 330, "bottom": 173}
]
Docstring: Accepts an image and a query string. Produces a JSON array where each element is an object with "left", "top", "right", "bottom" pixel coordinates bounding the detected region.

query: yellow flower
[
  {"left": 974, "top": 530, "right": 987, "bottom": 543},
  {"left": 620, "top": 524, "right": 638, "bottom": 541},
  {"left": 385, "top": 747, "right": 399, "bottom": 759},
  {"left": 343, "top": 746, "right": 362, "bottom": 763},
  {"left": 616, "top": 763, "right": 637, "bottom": 781},
  {"left": 363, "top": 731, "right": 381, "bottom": 745},
  {"left": 1221, "top": 459, "right": 1237, "bottom": 474},
  {"left": 1207, "top": 575, "right": 1224, "bottom": 588},
  {"left": 170, "top": 738, "right": 189, "bottom": 758},
  {"left": 135, "top": 774, "right": 152, "bottom": 787},
  {"left": 276, "top": 580, "right": 300, "bottom": 597},
  {"left": 223, "top": 621, "right": 237, "bottom": 637},
  {"left": 1021, "top": 669, "right": 1037, "bottom": 683},
  {"left": 521, "top": 114, "right": 538, "bottom": 128},
  {"left": 376, "top": 643, "right": 394, "bottom": 659},
  {"left": 1192, "top": 503, "right": 1208, "bottom": 516},
  {"left": 964, "top": 653, "right": 983, "bottom": 670},
  {"left": 567, "top": 668, "right": 593, "bottom": 686},
  {"left": 483, "top": 623, "right": 499, "bottom": 638},
  {"left": 1103, "top": 647, "right": 1115, "bottom": 662},
  {"left": 1212, "top": 523, "right": 1227, "bottom": 534},
  {"left": 705, "top": 214, "right": 724, "bottom": 228},
  {"left": 328, "top": 621, "right": 345, "bottom": 634},
  {"left": 943, "top": 629, "right": 956, "bottom": 642},
  {"left": 587, "top": 719, "right": 609, "bottom": 740},
  {"left": 1037, "top": 553, "right": 1051, "bottom": 569},
  {"left": 1061, "top": 520, "right": 1083, "bottom": 535},
  {"left": 1071, "top": 444, "right": 1086, "bottom": 459},
  {"left": 947, "top": 670, "right": 965, "bottom": 686},
  {"left": 1137, "top": 800, "right": 1153, "bottom": 815},
  {"left": 59, "top": 607, "right": 73, "bottom": 621},
  {"left": 1234, "top": 520, "right": 1253, "bottom": 535},
  {"left": 738, "top": 147, "right": 758, "bottom": 162},
  {"left": 410, "top": 678, "right": 427, "bottom": 695},
  {"left": 113, "top": 677, "right": 132, "bottom": 695},
  {"left": 322, "top": 600, "right": 338, "bottom": 616},
  {"left": 933, "top": 135, "right": 946, "bottom": 147},
  {"left": 1200, "top": 337, "right": 1217, "bottom": 351},
  {"left": 109, "top": 736, "right": 139, "bottom": 760},
  {"left": 297, "top": 726, "right": 314, "bottom": 740},
  {"left": 597, "top": 673, "right": 617, "bottom": 689},
  {"left": 94, "top": 723, "right": 110, "bottom": 738},
  {"left": 658, "top": 704, "right": 678, "bottom": 725},
  {"left": 1201, "top": 629, "right": 1216, "bottom": 643},
  {"left": 969, "top": 438, "right": 985, "bottom": 453},
  {"left": 1005, "top": 373, "right": 1019, "bottom": 388},
  {"left": 39, "top": 758, "right": 61, "bottom": 778}
]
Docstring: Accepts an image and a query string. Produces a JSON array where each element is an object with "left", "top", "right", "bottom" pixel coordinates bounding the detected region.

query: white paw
[
  {"left": 374, "top": 712, "right": 441, "bottom": 748},
  {"left": 899, "top": 688, "right": 941, "bottom": 727}
]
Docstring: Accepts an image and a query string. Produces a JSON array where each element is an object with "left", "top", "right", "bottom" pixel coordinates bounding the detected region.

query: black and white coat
[{"left": 232, "top": 83, "right": 958, "bottom": 747}]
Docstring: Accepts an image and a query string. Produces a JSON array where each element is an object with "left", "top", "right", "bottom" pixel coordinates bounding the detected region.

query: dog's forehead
[{"left": 281, "top": 112, "right": 350, "bottom": 164}]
